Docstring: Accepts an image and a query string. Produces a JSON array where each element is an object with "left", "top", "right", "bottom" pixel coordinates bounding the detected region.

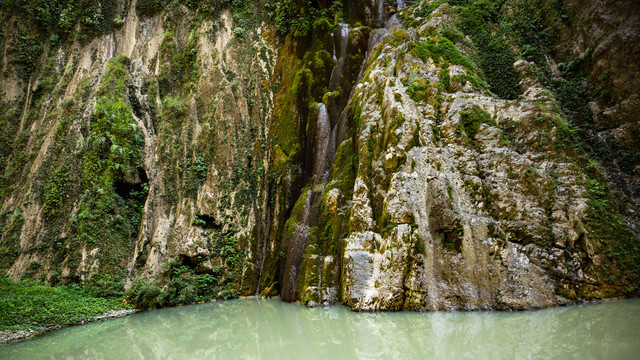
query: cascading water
[
  {"left": 280, "top": 0, "right": 406, "bottom": 304},
  {"left": 375, "top": 0, "right": 385, "bottom": 27},
  {"left": 280, "top": 106, "right": 332, "bottom": 301},
  {"left": 314, "top": 104, "right": 331, "bottom": 182},
  {"left": 329, "top": 23, "right": 350, "bottom": 92}
]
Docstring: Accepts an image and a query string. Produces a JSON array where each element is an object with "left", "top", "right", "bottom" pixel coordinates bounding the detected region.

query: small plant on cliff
[{"left": 456, "top": 106, "right": 494, "bottom": 139}]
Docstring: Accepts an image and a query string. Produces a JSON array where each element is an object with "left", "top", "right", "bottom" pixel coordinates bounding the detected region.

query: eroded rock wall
[
  {"left": 554, "top": 0, "right": 640, "bottom": 236},
  {"left": 293, "top": 1, "right": 640, "bottom": 310},
  {"left": 0, "top": 2, "right": 276, "bottom": 298}
]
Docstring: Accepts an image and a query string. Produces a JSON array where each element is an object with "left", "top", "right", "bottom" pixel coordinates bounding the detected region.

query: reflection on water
[{"left": 3, "top": 298, "right": 640, "bottom": 359}]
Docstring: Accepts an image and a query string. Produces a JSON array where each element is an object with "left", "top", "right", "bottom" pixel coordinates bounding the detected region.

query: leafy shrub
[{"left": 84, "top": 274, "right": 126, "bottom": 298}]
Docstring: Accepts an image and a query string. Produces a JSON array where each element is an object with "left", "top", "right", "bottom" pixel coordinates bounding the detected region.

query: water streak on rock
[
  {"left": 314, "top": 103, "right": 331, "bottom": 182},
  {"left": 281, "top": 190, "right": 312, "bottom": 302}
]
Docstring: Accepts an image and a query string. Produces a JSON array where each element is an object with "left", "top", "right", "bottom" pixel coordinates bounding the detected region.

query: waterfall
[
  {"left": 376, "top": 0, "right": 385, "bottom": 27},
  {"left": 336, "top": 23, "right": 349, "bottom": 59},
  {"left": 314, "top": 103, "right": 331, "bottom": 182},
  {"left": 397, "top": 0, "right": 406, "bottom": 9},
  {"left": 329, "top": 23, "right": 350, "bottom": 92},
  {"left": 279, "top": 2, "right": 407, "bottom": 303}
]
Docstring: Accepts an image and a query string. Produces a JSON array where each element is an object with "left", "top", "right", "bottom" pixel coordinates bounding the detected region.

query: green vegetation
[
  {"left": 11, "top": 33, "right": 43, "bottom": 79},
  {"left": 42, "top": 165, "right": 71, "bottom": 217},
  {"left": 2, "top": 0, "right": 123, "bottom": 78},
  {"left": 274, "top": 68, "right": 313, "bottom": 156},
  {"left": 27, "top": 55, "right": 149, "bottom": 292},
  {"left": 137, "top": 0, "right": 237, "bottom": 18},
  {"left": 0, "top": 0, "right": 636, "bottom": 312},
  {"left": 0, "top": 275, "right": 130, "bottom": 330},
  {"left": 457, "top": 106, "right": 494, "bottom": 139},
  {"left": 412, "top": 35, "right": 475, "bottom": 70},
  {"left": 158, "top": 30, "right": 199, "bottom": 97},
  {"left": 455, "top": 1, "right": 520, "bottom": 99},
  {"left": 407, "top": 33, "right": 486, "bottom": 94},
  {"left": 0, "top": 211, "right": 24, "bottom": 273},
  {"left": 184, "top": 154, "right": 208, "bottom": 195},
  {"left": 411, "top": 0, "right": 448, "bottom": 22},
  {"left": 82, "top": 56, "right": 144, "bottom": 185},
  {"left": 126, "top": 228, "right": 244, "bottom": 309},
  {"left": 316, "top": 139, "right": 358, "bottom": 255},
  {"left": 266, "top": 0, "right": 342, "bottom": 35},
  {"left": 583, "top": 163, "right": 640, "bottom": 295}
]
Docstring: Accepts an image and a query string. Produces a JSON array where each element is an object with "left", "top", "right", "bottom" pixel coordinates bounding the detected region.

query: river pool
[{"left": 2, "top": 298, "right": 639, "bottom": 359}]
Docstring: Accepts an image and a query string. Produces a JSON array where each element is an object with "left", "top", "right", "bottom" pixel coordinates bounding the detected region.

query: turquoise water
[{"left": 2, "top": 298, "right": 640, "bottom": 359}]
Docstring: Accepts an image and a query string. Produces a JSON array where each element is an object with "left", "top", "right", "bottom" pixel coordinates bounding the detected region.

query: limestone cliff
[
  {"left": 0, "top": 0, "right": 638, "bottom": 310},
  {"left": 0, "top": 1, "right": 275, "bottom": 301}
]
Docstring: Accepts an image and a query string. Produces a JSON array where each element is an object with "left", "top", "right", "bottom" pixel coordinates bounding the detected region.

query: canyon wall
[{"left": 0, "top": 0, "right": 638, "bottom": 310}]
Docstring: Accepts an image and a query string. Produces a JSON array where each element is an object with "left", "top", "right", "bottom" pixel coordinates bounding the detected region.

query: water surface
[{"left": 3, "top": 298, "right": 639, "bottom": 359}]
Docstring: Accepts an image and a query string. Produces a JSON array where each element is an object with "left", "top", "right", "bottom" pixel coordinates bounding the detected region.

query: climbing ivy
[{"left": 454, "top": 1, "right": 520, "bottom": 100}]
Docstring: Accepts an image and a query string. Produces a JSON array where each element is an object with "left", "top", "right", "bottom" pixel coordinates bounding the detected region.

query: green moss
[
  {"left": 392, "top": 29, "right": 406, "bottom": 43},
  {"left": 295, "top": 244, "right": 322, "bottom": 303},
  {"left": 284, "top": 186, "right": 311, "bottom": 241},
  {"left": 582, "top": 163, "right": 640, "bottom": 294},
  {"left": 457, "top": 106, "right": 494, "bottom": 139},
  {"left": 157, "top": 29, "right": 200, "bottom": 97},
  {"left": 406, "top": 84, "right": 436, "bottom": 103},
  {"left": 274, "top": 68, "right": 313, "bottom": 156}
]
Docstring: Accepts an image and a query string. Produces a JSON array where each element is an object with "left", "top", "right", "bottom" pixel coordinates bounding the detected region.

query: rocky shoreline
[{"left": 0, "top": 309, "right": 138, "bottom": 346}]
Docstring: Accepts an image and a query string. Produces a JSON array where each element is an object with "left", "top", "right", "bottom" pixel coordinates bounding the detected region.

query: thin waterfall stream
[{"left": 280, "top": 3, "right": 405, "bottom": 303}]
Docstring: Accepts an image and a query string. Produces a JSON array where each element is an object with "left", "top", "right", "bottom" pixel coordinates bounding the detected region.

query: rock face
[
  {"left": 292, "top": 0, "right": 640, "bottom": 310},
  {"left": 0, "top": 3, "right": 275, "bottom": 298},
  {"left": 340, "top": 45, "right": 591, "bottom": 310},
  {"left": 553, "top": 0, "right": 640, "bottom": 238},
  {"left": 0, "top": 0, "right": 638, "bottom": 310}
]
